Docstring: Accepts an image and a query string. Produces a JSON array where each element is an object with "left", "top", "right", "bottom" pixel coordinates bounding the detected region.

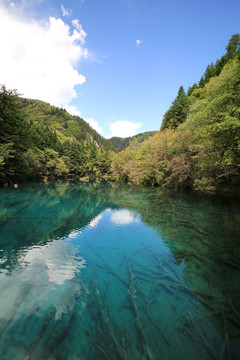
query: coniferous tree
[
  {"left": 161, "top": 86, "right": 188, "bottom": 130},
  {"left": 0, "top": 85, "right": 30, "bottom": 180},
  {"left": 225, "top": 34, "right": 240, "bottom": 61},
  {"left": 187, "top": 83, "right": 198, "bottom": 96}
]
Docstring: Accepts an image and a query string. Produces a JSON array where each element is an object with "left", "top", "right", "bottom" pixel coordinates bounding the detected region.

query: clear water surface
[{"left": 0, "top": 181, "right": 239, "bottom": 360}]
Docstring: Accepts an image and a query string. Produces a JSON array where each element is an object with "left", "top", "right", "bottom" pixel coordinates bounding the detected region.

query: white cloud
[
  {"left": 61, "top": 4, "right": 72, "bottom": 17},
  {"left": 8, "top": 1, "right": 15, "bottom": 8},
  {"left": 136, "top": 39, "right": 143, "bottom": 47},
  {"left": 64, "top": 105, "right": 82, "bottom": 117},
  {"left": 86, "top": 118, "right": 103, "bottom": 134},
  {"left": 6, "top": 0, "right": 47, "bottom": 14},
  {"left": 72, "top": 19, "right": 87, "bottom": 44},
  {"left": 108, "top": 120, "right": 142, "bottom": 138},
  {"left": 58, "top": 107, "right": 103, "bottom": 134},
  {"left": 0, "top": 3, "right": 88, "bottom": 107}
]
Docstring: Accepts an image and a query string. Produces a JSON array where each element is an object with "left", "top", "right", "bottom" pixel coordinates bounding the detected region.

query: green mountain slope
[
  {"left": 19, "top": 98, "right": 115, "bottom": 151},
  {"left": 161, "top": 34, "right": 240, "bottom": 131},
  {"left": 0, "top": 89, "right": 114, "bottom": 182},
  {"left": 109, "top": 131, "right": 157, "bottom": 151}
]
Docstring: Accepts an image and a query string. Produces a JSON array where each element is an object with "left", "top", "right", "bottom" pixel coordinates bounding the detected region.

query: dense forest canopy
[
  {"left": 19, "top": 98, "right": 115, "bottom": 151},
  {"left": 109, "top": 131, "right": 157, "bottom": 151},
  {"left": 0, "top": 34, "right": 240, "bottom": 191},
  {"left": 0, "top": 87, "right": 113, "bottom": 183}
]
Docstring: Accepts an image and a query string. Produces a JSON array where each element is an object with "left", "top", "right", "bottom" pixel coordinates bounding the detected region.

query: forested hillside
[
  {"left": 0, "top": 88, "right": 114, "bottom": 183},
  {"left": 160, "top": 34, "right": 240, "bottom": 131},
  {"left": 109, "top": 131, "right": 157, "bottom": 151},
  {"left": 19, "top": 98, "right": 114, "bottom": 151},
  {"left": 111, "top": 35, "right": 240, "bottom": 191}
]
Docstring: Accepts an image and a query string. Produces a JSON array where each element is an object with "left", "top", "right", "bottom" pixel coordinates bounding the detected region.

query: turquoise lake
[{"left": 0, "top": 181, "right": 239, "bottom": 360}]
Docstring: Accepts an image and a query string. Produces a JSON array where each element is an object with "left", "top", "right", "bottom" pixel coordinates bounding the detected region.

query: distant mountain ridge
[{"left": 109, "top": 131, "right": 157, "bottom": 151}]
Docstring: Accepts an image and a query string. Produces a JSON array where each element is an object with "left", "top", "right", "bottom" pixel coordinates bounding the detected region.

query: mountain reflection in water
[{"left": 0, "top": 181, "right": 239, "bottom": 360}]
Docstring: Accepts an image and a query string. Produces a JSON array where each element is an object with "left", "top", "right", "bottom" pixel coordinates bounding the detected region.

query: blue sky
[{"left": 0, "top": 0, "right": 240, "bottom": 138}]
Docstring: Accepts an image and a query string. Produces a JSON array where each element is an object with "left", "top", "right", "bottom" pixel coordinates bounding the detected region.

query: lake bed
[{"left": 0, "top": 181, "right": 239, "bottom": 360}]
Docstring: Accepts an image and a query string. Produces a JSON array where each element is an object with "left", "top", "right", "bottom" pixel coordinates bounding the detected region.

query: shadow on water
[{"left": 0, "top": 181, "right": 239, "bottom": 359}]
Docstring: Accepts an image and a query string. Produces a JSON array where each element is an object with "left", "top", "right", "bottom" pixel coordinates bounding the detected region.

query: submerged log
[
  {"left": 21, "top": 309, "right": 56, "bottom": 360},
  {"left": 84, "top": 329, "right": 118, "bottom": 360},
  {"left": 89, "top": 247, "right": 129, "bottom": 288},
  {"left": 188, "top": 313, "right": 219, "bottom": 360},
  {"left": 0, "top": 280, "right": 33, "bottom": 337},
  {"left": 128, "top": 264, "right": 154, "bottom": 360},
  {"left": 92, "top": 270, "right": 129, "bottom": 360},
  {"left": 80, "top": 272, "right": 129, "bottom": 360}
]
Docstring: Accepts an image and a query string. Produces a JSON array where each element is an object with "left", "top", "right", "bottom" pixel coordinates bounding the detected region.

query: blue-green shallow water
[{"left": 0, "top": 182, "right": 239, "bottom": 360}]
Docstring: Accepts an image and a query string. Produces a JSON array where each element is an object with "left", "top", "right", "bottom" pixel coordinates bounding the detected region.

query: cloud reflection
[
  {"left": 87, "top": 213, "right": 103, "bottom": 228},
  {"left": 22, "top": 240, "right": 86, "bottom": 285},
  {"left": 110, "top": 209, "right": 139, "bottom": 225}
]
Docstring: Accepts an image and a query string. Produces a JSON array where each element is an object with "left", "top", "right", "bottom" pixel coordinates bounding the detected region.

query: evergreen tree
[
  {"left": 63, "top": 139, "right": 87, "bottom": 175},
  {"left": 225, "top": 34, "right": 240, "bottom": 61},
  {"left": 187, "top": 83, "right": 198, "bottom": 96},
  {"left": 0, "top": 85, "right": 30, "bottom": 180},
  {"left": 199, "top": 63, "right": 217, "bottom": 88},
  {"left": 160, "top": 86, "right": 188, "bottom": 130},
  {"left": 199, "top": 34, "right": 240, "bottom": 88}
]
